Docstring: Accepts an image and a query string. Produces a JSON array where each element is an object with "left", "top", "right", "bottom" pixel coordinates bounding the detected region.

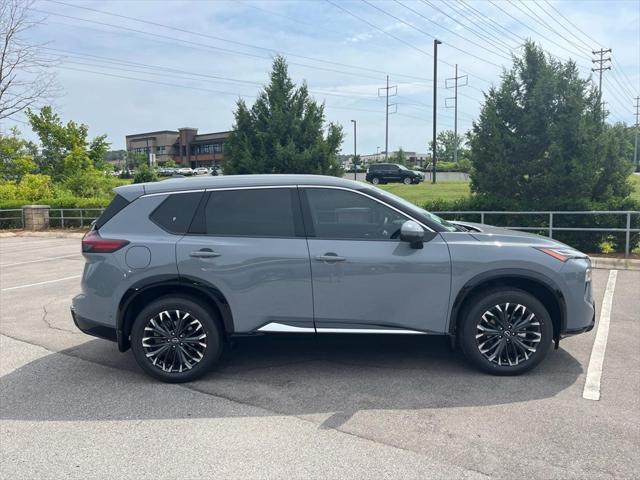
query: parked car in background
[
  {"left": 177, "top": 167, "right": 194, "bottom": 176},
  {"left": 73, "top": 174, "right": 594, "bottom": 383},
  {"left": 366, "top": 163, "right": 424, "bottom": 185},
  {"left": 194, "top": 167, "right": 209, "bottom": 175}
]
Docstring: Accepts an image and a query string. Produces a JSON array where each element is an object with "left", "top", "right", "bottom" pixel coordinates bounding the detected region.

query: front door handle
[
  {"left": 315, "top": 253, "right": 346, "bottom": 263},
  {"left": 189, "top": 249, "right": 221, "bottom": 258}
]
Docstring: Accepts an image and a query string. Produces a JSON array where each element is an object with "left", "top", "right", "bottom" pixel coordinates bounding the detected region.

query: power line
[
  {"left": 485, "top": 0, "right": 585, "bottom": 67},
  {"left": 46, "top": 0, "right": 439, "bottom": 84},
  {"left": 532, "top": 1, "right": 638, "bottom": 101},
  {"left": 391, "top": 0, "right": 511, "bottom": 62},
  {"left": 325, "top": 0, "right": 434, "bottom": 58},
  {"left": 516, "top": 0, "right": 591, "bottom": 57},
  {"left": 327, "top": 0, "right": 500, "bottom": 86},
  {"left": 419, "top": 0, "right": 512, "bottom": 61},
  {"left": 455, "top": 0, "right": 523, "bottom": 46},
  {"left": 53, "top": 64, "right": 399, "bottom": 119},
  {"left": 445, "top": 0, "right": 520, "bottom": 53},
  {"left": 534, "top": 0, "right": 592, "bottom": 51}
]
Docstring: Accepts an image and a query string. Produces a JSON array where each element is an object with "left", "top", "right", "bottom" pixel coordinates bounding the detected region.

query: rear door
[
  {"left": 387, "top": 165, "right": 402, "bottom": 182},
  {"left": 302, "top": 187, "right": 451, "bottom": 334},
  {"left": 176, "top": 187, "right": 314, "bottom": 333}
]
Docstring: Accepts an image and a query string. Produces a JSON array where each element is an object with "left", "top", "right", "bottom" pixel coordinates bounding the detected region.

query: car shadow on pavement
[{"left": 0, "top": 334, "right": 582, "bottom": 425}]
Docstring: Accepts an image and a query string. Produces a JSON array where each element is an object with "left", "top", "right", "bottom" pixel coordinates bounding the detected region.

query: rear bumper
[{"left": 71, "top": 307, "right": 117, "bottom": 342}]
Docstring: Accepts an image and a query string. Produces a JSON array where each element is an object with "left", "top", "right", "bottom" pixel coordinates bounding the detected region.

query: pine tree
[
  {"left": 224, "top": 56, "right": 344, "bottom": 176},
  {"left": 469, "top": 42, "right": 633, "bottom": 209}
]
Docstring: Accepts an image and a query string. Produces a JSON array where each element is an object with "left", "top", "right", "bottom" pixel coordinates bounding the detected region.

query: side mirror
[{"left": 400, "top": 220, "right": 424, "bottom": 249}]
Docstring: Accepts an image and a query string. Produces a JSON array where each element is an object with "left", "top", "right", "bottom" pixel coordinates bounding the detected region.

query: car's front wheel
[
  {"left": 403, "top": 177, "right": 412, "bottom": 185},
  {"left": 459, "top": 289, "right": 553, "bottom": 375},
  {"left": 371, "top": 177, "right": 380, "bottom": 185},
  {"left": 130, "top": 295, "right": 223, "bottom": 383}
]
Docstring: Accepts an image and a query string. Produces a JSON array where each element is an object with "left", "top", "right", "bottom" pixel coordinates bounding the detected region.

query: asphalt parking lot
[{"left": 0, "top": 236, "right": 638, "bottom": 479}]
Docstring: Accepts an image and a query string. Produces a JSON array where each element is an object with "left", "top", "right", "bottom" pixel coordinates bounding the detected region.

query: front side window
[
  {"left": 305, "top": 188, "right": 407, "bottom": 240},
  {"left": 204, "top": 188, "right": 297, "bottom": 237}
]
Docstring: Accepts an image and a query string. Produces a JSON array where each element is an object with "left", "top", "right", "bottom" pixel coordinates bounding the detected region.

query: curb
[
  {"left": 0, "top": 230, "right": 86, "bottom": 239},
  {"left": 589, "top": 256, "right": 640, "bottom": 271}
]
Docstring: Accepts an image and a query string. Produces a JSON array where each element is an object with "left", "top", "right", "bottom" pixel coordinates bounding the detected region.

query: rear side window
[
  {"left": 203, "top": 188, "right": 297, "bottom": 237},
  {"left": 151, "top": 192, "right": 203, "bottom": 234},
  {"left": 95, "top": 194, "right": 129, "bottom": 230}
]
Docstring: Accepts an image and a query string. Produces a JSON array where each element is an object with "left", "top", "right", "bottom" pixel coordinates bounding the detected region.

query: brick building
[{"left": 126, "top": 128, "right": 231, "bottom": 168}]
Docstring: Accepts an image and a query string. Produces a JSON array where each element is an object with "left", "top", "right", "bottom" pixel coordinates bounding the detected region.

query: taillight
[{"left": 82, "top": 230, "right": 129, "bottom": 253}]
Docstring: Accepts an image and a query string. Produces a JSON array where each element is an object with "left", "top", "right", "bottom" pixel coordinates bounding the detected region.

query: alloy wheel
[
  {"left": 142, "top": 310, "right": 207, "bottom": 373},
  {"left": 475, "top": 303, "right": 542, "bottom": 367}
]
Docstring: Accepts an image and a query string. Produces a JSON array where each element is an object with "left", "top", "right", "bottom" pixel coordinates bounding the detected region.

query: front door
[
  {"left": 302, "top": 187, "right": 451, "bottom": 334},
  {"left": 176, "top": 187, "right": 313, "bottom": 333}
]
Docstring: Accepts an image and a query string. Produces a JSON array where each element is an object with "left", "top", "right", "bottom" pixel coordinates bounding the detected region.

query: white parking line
[
  {"left": 0, "top": 275, "right": 81, "bottom": 292},
  {"left": 583, "top": 269, "right": 618, "bottom": 401},
  {"left": 0, "top": 254, "right": 82, "bottom": 267}
]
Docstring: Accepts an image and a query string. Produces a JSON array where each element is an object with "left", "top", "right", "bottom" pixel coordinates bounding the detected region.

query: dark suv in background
[{"left": 365, "top": 163, "right": 424, "bottom": 185}]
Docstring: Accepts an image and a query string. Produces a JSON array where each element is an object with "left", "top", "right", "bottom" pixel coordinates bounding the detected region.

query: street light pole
[
  {"left": 432, "top": 39, "right": 442, "bottom": 184},
  {"left": 350, "top": 120, "right": 357, "bottom": 180}
]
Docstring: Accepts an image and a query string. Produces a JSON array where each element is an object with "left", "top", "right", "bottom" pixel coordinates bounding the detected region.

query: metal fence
[
  {"left": 1, "top": 208, "right": 639, "bottom": 257},
  {"left": 434, "top": 210, "right": 640, "bottom": 257},
  {"left": 48, "top": 208, "right": 105, "bottom": 229},
  {"left": 0, "top": 209, "right": 24, "bottom": 229}
]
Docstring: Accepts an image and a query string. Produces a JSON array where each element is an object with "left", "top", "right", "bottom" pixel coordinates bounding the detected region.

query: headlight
[
  {"left": 585, "top": 267, "right": 592, "bottom": 283},
  {"left": 535, "top": 247, "right": 585, "bottom": 262}
]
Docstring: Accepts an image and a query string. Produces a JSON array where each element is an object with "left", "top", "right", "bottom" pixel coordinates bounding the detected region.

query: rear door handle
[
  {"left": 315, "top": 253, "right": 346, "bottom": 263},
  {"left": 189, "top": 249, "right": 221, "bottom": 258}
]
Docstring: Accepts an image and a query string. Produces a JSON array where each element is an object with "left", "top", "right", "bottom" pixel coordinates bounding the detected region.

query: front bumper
[
  {"left": 71, "top": 307, "right": 117, "bottom": 342},
  {"left": 562, "top": 301, "right": 596, "bottom": 337}
]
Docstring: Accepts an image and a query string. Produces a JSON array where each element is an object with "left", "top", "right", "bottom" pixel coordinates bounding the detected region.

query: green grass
[
  {"left": 376, "top": 175, "right": 640, "bottom": 207},
  {"left": 377, "top": 181, "right": 471, "bottom": 206}
]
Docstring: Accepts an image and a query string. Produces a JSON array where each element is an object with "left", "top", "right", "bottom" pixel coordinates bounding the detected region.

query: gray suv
[{"left": 72, "top": 175, "right": 595, "bottom": 382}]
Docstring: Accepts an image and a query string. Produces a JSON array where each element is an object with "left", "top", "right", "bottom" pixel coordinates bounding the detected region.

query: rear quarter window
[
  {"left": 150, "top": 192, "right": 203, "bottom": 234},
  {"left": 95, "top": 194, "right": 129, "bottom": 230}
]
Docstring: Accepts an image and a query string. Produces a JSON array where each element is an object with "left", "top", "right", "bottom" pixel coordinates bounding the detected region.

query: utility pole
[
  {"left": 432, "top": 39, "right": 442, "bottom": 183},
  {"left": 592, "top": 48, "right": 611, "bottom": 124},
  {"left": 350, "top": 119, "right": 357, "bottom": 180},
  {"left": 634, "top": 97, "right": 639, "bottom": 171},
  {"left": 445, "top": 64, "right": 468, "bottom": 163},
  {"left": 378, "top": 75, "right": 397, "bottom": 160}
]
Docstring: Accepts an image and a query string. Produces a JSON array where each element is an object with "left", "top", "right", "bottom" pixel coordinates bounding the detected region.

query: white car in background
[
  {"left": 194, "top": 167, "right": 209, "bottom": 175},
  {"left": 177, "top": 167, "right": 194, "bottom": 176}
]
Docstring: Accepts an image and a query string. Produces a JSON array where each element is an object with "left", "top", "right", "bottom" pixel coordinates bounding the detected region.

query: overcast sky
[{"left": 6, "top": 0, "right": 640, "bottom": 154}]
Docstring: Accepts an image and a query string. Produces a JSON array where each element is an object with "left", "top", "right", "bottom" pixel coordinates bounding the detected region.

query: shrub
[
  {"left": 64, "top": 170, "right": 115, "bottom": 197},
  {"left": 133, "top": 165, "right": 158, "bottom": 183},
  {"left": 16, "top": 174, "right": 54, "bottom": 201},
  {"left": 0, "top": 181, "right": 18, "bottom": 200}
]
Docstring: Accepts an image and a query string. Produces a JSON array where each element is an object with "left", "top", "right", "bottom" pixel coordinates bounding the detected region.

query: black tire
[
  {"left": 130, "top": 295, "right": 223, "bottom": 383},
  {"left": 371, "top": 177, "right": 380, "bottom": 185},
  {"left": 403, "top": 177, "right": 412, "bottom": 185},
  {"left": 458, "top": 288, "right": 553, "bottom": 375}
]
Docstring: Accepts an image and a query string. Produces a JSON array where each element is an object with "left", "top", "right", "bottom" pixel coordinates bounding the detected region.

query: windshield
[
  {"left": 397, "top": 164, "right": 409, "bottom": 171},
  {"left": 363, "top": 187, "right": 458, "bottom": 232}
]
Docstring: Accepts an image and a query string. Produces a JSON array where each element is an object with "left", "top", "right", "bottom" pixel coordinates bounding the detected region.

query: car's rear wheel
[
  {"left": 459, "top": 289, "right": 553, "bottom": 375},
  {"left": 130, "top": 295, "right": 223, "bottom": 383},
  {"left": 371, "top": 177, "right": 380, "bottom": 185},
  {"left": 403, "top": 177, "right": 412, "bottom": 185}
]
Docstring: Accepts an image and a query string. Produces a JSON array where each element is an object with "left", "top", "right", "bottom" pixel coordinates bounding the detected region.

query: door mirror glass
[{"left": 400, "top": 220, "right": 424, "bottom": 248}]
